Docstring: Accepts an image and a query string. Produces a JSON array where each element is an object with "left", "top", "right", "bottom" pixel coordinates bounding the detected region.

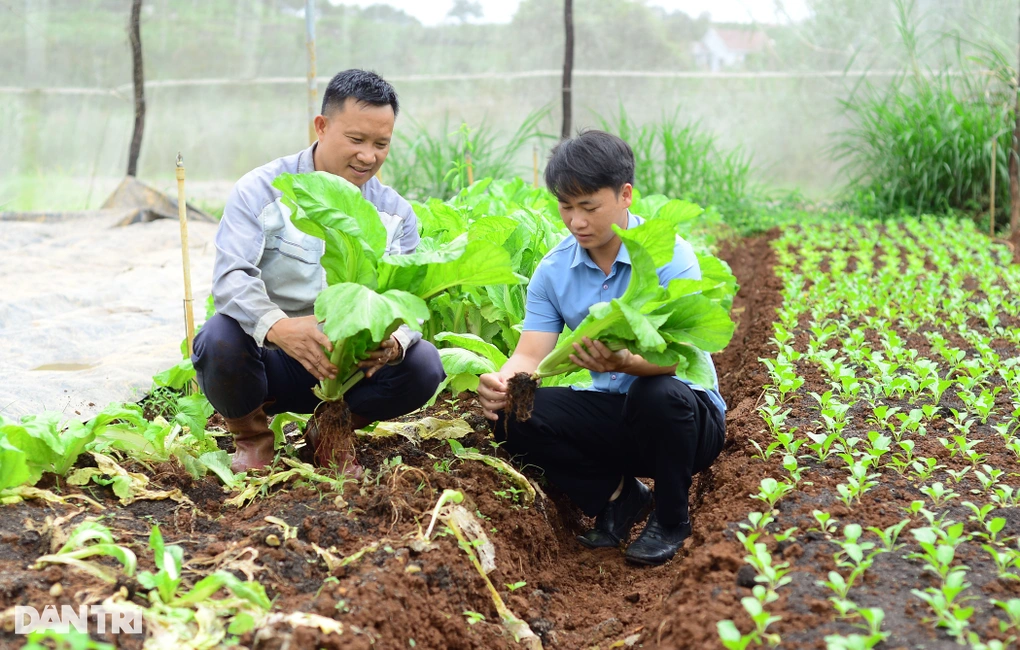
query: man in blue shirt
[
  {"left": 193, "top": 70, "right": 444, "bottom": 473},
  {"left": 477, "top": 131, "right": 726, "bottom": 566}
]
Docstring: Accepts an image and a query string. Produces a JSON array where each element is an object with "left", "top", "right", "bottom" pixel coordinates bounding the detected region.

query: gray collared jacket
[{"left": 211, "top": 143, "right": 422, "bottom": 353}]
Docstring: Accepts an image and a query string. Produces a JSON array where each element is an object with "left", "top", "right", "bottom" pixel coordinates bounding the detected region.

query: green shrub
[
  {"left": 384, "top": 107, "right": 553, "bottom": 201},
  {"left": 833, "top": 0, "right": 1013, "bottom": 225}
]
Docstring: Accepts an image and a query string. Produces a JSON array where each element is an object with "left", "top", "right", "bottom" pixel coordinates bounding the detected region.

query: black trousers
[
  {"left": 494, "top": 376, "right": 725, "bottom": 527},
  {"left": 192, "top": 314, "right": 445, "bottom": 420}
]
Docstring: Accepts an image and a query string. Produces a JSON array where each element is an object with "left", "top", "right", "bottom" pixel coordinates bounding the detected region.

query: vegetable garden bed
[
  {"left": 3, "top": 213, "right": 1019, "bottom": 650},
  {"left": 0, "top": 396, "right": 713, "bottom": 650},
  {"left": 653, "top": 219, "right": 1020, "bottom": 650}
]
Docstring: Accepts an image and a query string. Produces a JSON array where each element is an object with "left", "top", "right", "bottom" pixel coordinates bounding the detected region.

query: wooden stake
[
  {"left": 991, "top": 135, "right": 998, "bottom": 237},
  {"left": 176, "top": 153, "right": 196, "bottom": 363},
  {"left": 561, "top": 0, "right": 574, "bottom": 140},
  {"left": 305, "top": 0, "right": 317, "bottom": 145},
  {"left": 127, "top": 0, "right": 145, "bottom": 177},
  {"left": 466, "top": 151, "right": 474, "bottom": 186},
  {"left": 533, "top": 144, "right": 540, "bottom": 188}
]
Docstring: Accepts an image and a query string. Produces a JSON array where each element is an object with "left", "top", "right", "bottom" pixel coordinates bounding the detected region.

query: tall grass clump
[
  {"left": 597, "top": 106, "right": 758, "bottom": 221},
  {"left": 834, "top": 0, "right": 1013, "bottom": 225},
  {"left": 384, "top": 107, "right": 554, "bottom": 201}
]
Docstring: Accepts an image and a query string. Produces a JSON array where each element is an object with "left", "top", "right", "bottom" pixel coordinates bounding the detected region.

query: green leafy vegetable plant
[
  {"left": 271, "top": 172, "right": 517, "bottom": 469},
  {"left": 504, "top": 219, "right": 736, "bottom": 421}
]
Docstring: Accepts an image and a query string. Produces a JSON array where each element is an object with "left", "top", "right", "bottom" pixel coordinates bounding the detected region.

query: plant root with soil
[
  {"left": 505, "top": 372, "right": 538, "bottom": 423},
  {"left": 311, "top": 400, "right": 363, "bottom": 478}
]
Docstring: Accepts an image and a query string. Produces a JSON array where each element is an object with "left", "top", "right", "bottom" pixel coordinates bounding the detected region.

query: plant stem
[
  {"left": 338, "top": 370, "right": 365, "bottom": 397},
  {"left": 317, "top": 340, "right": 348, "bottom": 400}
]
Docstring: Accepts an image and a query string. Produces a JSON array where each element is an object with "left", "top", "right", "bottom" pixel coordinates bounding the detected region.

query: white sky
[{"left": 328, "top": 0, "right": 812, "bottom": 26}]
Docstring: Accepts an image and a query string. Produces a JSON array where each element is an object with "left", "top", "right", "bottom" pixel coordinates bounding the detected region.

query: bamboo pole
[
  {"left": 533, "top": 144, "right": 540, "bottom": 188},
  {"left": 991, "top": 135, "right": 998, "bottom": 238},
  {"left": 176, "top": 153, "right": 196, "bottom": 362},
  {"left": 466, "top": 151, "right": 474, "bottom": 186},
  {"left": 305, "top": 0, "right": 317, "bottom": 145}
]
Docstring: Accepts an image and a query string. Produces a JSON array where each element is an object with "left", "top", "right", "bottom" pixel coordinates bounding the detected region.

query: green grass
[
  {"left": 832, "top": 0, "right": 1013, "bottom": 227},
  {"left": 382, "top": 107, "right": 555, "bottom": 202},
  {"left": 596, "top": 105, "right": 760, "bottom": 223}
]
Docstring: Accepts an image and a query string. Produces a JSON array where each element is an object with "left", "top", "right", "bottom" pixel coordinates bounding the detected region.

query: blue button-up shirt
[{"left": 523, "top": 212, "right": 727, "bottom": 414}]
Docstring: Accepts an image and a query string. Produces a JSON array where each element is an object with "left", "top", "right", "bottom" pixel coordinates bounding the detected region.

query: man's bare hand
[
  {"left": 267, "top": 315, "right": 336, "bottom": 381},
  {"left": 477, "top": 369, "right": 516, "bottom": 421},
  {"left": 357, "top": 335, "right": 402, "bottom": 378},
  {"left": 569, "top": 337, "right": 632, "bottom": 374}
]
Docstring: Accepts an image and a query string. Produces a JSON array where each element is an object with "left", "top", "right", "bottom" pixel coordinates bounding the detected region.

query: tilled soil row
[{"left": 641, "top": 231, "right": 788, "bottom": 649}]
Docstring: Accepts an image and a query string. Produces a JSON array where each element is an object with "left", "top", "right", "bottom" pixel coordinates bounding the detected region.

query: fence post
[{"left": 306, "top": 0, "right": 317, "bottom": 145}]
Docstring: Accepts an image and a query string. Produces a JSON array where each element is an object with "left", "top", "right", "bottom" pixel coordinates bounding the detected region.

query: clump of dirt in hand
[
  {"left": 311, "top": 400, "right": 363, "bottom": 477},
  {"left": 505, "top": 372, "right": 538, "bottom": 423}
]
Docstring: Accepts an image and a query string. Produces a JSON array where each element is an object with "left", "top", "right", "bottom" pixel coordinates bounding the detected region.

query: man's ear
[
  {"left": 620, "top": 183, "right": 634, "bottom": 208},
  {"left": 313, "top": 114, "right": 327, "bottom": 139}
]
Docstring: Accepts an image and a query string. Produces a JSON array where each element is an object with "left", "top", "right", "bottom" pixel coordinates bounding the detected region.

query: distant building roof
[{"left": 712, "top": 28, "right": 770, "bottom": 54}]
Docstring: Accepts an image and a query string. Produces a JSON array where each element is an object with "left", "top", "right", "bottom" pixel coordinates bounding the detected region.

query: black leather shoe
[
  {"left": 624, "top": 512, "right": 692, "bottom": 566},
  {"left": 577, "top": 478, "right": 654, "bottom": 549}
]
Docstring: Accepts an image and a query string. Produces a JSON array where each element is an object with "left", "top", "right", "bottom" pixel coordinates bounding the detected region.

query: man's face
[
  {"left": 314, "top": 98, "right": 395, "bottom": 187},
  {"left": 557, "top": 184, "right": 633, "bottom": 251}
]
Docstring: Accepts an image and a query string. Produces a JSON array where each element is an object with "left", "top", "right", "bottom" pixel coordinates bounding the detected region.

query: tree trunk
[
  {"left": 127, "top": 0, "right": 146, "bottom": 178},
  {"left": 560, "top": 0, "right": 574, "bottom": 140},
  {"left": 1011, "top": 10, "right": 1020, "bottom": 236}
]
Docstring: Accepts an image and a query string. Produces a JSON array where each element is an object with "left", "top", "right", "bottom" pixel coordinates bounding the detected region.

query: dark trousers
[
  {"left": 192, "top": 314, "right": 445, "bottom": 420},
  {"left": 494, "top": 376, "right": 725, "bottom": 527}
]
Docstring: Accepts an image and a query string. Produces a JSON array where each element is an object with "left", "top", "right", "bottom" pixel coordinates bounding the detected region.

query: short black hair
[
  {"left": 321, "top": 69, "right": 399, "bottom": 117},
  {"left": 544, "top": 130, "right": 635, "bottom": 200}
]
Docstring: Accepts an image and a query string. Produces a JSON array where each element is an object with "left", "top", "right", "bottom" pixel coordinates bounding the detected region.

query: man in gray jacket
[{"left": 193, "top": 69, "right": 445, "bottom": 473}]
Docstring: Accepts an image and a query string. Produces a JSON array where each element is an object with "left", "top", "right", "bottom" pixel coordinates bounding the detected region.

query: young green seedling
[
  {"left": 919, "top": 482, "right": 958, "bottom": 507},
  {"left": 981, "top": 544, "right": 1020, "bottom": 580},
  {"left": 718, "top": 585, "right": 782, "bottom": 649},
  {"left": 137, "top": 524, "right": 185, "bottom": 604},
  {"left": 910, "top": 569, "right": 974, "bottom": 642},
  {"left": 744, "top": 540, "right": 793, "bottom": 593},
  {"left": 751, "top": 477, "right": 795, "bottom": 510},
  {"left": 810, "top": 510, "right": 838, "bottom": 535},
  {"left": 866, "top": 519, "right": 910, "bottom": 552}
]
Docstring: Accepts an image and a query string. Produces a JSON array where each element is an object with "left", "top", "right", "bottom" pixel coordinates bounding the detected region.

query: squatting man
[
  {"left": 193, "top": 69, "right": 445, "bottom": 473},
  {"left": 478, "top": 131, "right": 727, "bottom": 567}
]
